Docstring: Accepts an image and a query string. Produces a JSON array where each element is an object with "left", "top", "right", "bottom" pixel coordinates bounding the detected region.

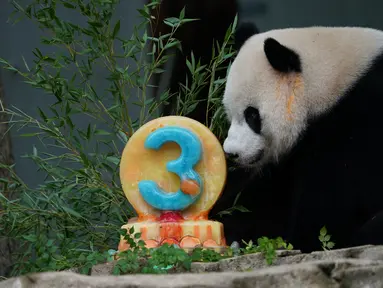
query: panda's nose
[{"left": 225, "top": 152, "right": 239, "bottom": 161}]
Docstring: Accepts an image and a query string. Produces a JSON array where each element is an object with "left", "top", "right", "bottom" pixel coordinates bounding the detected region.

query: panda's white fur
[{"left": 223, "top": 27, "right": 383, "bottom": 168}]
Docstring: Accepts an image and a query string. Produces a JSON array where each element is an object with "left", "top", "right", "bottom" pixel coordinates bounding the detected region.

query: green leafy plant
[
  {"left": 114, "top": 229, "right": 181, "bottom": 274},
  {"left": 112, "top": 227, "right": 225, "bottom": 275},
  {"left": 215, "top": 191, "right": 251, "bottom": 218},
  {"left": 143, "top": 244, "right": 192, "bottom": 274},
  {"left": 14, "top": 231, "right": 109, "bottom": 275},
  {"left": 319, "top": 226, "right": 335, "bottom": 251},
  {"left": 241, "top": 237, "right": 294, "bottom": 265},
  {"left": 191, "top": 247, "right": 225, "bottom": 263},
  {"left": 112, "top": 227, "right": 147, "bottom": 275},
  {"left": 111, "top": 228, "right": 291, "bottom": 275}
]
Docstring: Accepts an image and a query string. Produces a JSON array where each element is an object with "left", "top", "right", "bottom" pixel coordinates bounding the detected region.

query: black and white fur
[{"left": 211, "top": 24, "right": 383, "bottom": 252}]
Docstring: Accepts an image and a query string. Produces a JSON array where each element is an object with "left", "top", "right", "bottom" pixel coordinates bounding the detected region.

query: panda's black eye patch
[{"left": 244, "top": 107, "right": 261, "bottom": 134}]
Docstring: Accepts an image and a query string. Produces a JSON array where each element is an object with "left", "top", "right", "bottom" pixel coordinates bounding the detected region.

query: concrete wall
[
  {"left": 239, "top": 0, "right": 383, "bottom": 31},
  {"left": 0, "top": 1, "right": 145, "bottom": 188}
]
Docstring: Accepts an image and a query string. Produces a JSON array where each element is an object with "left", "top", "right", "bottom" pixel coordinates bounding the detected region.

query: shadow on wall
[{"left": 148, "top": 0, "right": 239, "bottom": 124}]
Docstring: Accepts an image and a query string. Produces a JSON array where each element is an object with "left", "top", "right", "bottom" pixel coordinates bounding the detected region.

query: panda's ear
[
  {"left": 235, "top": 22, "right": 259, "bottom": 51},
  {"left": 264, "top": 38, "right": 302, "bottom": 73}
]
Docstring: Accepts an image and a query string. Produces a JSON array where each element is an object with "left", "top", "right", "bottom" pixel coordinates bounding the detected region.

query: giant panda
[{"left": 211, "top": 24, "right": 383, "bottom": 253}]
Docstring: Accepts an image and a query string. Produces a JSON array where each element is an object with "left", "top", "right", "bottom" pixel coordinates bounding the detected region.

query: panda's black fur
[{"left": 211, "top": 23, "right": 383, "bottom": 253}]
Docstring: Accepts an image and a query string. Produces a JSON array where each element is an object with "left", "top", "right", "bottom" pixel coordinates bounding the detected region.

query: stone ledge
[
  {"left": 192, "top": 245, "right": 383, "bottom": 273},
  {"left": 2, "top": 259, "right": 383, "bottom": 288},
  {"left": 88, "top": 245, "right": 383, "bottom": 275},
  {"left": 3, "top": 245, "right": 383, "bottom": 287}
]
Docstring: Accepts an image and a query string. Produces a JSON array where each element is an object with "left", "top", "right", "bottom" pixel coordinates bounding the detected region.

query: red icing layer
[{"left": 159, "top": 211, "right": 184, "bottom": 222}]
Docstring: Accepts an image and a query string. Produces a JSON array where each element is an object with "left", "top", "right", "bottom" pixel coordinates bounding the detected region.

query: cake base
[{"left": 118, "top": 218, "right": 227, "bottom": 253}]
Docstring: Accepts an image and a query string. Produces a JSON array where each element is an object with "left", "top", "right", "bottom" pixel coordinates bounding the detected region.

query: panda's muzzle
[
  {"left": 250, "top": 149, "right": 265, "bottom": 164},
  {"left": 225, "top": 152, "right": 239, "bottom": 162}
]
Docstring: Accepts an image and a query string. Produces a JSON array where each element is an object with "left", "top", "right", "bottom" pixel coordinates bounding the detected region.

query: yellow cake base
[{"left": 118, "top": 219, "right": 227, "bottom": 253}]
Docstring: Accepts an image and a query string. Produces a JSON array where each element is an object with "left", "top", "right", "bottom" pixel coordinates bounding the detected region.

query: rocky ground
[{"left": 2, "top": 245, "right": 383, "bottom": 287}]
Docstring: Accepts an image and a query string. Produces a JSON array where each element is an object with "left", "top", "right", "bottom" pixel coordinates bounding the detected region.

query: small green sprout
[{"left": 319, "top": 226, "right": 335, "bottom": 251}]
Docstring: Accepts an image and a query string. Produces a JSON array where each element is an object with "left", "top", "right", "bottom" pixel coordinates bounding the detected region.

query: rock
[
  {"left": 54, "top": 245, "right": 383, "bottom": 275},
  {"left": 191, "top": 261, "right": 220, "bottom": 273},
  {"left": 334, "top": 264, "right": 383, "bottom": 288},
  {"left": 356, "top": 246, "right": 383, "bottom": 261},
  {"left": 217, "top": 252, "right": 266, "bottom": 272},
  {"left": 192, "top": 245, "right": 383, "bottom": 273},
  {"left": 217, "top": 249, "right": 302, "bottom": 272},
  {"left": 2, "top": 259, "right": 383, "bottom": 288},
  {"left": 92, "top": 261, "right": 117, "bottom": 276},
  {"left": 302, "top": 245, "right": 376, "bottom": 262},
  {"left": 3, "top": 245, "right": 383, "bottom": 287}
]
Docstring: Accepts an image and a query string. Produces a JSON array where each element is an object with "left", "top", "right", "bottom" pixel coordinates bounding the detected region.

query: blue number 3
[{"left": 138, "top": 126, "right": 203, "bottom": 211}]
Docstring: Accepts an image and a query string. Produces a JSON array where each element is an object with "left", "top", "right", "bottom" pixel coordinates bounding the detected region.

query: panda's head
[{"left": 223, "top": 25, "right": 383, "bottom": 168}]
